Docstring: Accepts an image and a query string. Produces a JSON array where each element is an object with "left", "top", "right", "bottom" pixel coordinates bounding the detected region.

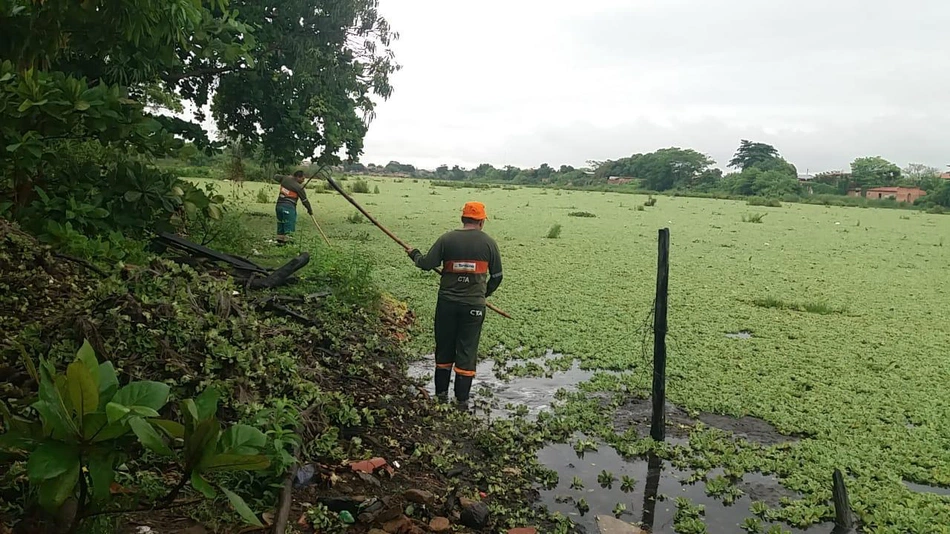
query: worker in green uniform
[
  {"left": 407, "top": 201, "right": 503, "bottom": 409},
  {"left": 274, "top": 170, "right": 313, "bottom": 244}
]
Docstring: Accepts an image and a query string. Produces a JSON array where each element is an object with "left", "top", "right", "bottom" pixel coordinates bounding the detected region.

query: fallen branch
[{"left": 54, "top": 253, "right": 107, "bottom": 277}]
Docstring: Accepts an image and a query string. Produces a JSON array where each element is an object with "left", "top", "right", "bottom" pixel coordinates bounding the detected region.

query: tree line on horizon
[{"left": 343, "top": 140, "right": 950, "bottom": 207}]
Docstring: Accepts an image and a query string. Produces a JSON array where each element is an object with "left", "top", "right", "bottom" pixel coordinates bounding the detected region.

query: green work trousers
[{"left": 433, "top": 298, "right": 485, "bottom": 401}]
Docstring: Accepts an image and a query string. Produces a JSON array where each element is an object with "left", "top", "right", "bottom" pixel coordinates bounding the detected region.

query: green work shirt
[
  {"left": 274, "top": 174, "right": 312, "bottom": 212},
  {"left": 413, "top": 228, "right": 503, "bottom": 306}
]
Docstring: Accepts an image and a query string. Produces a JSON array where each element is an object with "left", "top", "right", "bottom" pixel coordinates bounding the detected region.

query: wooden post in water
[
  {"left": 650, "top": 228, "right": 670, "bottom": 442},
  {"left": 832, "top": 469, "right": 854, "bottom": 531}
]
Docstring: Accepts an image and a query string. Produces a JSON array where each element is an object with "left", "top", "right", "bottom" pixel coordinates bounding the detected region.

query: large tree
[
  {"left": 729, "top": 140, "right": 781, "bottom": 170},
  {"left": 203, "top": 0, "right": 398, "bottom": 166},
  {"left": 851, "top": 156, "right": 901, "bottom": 188},
  {"left": 1, "top": 0, "right": 397, "bottom": 243},
  {"left": 903, "top": 163, "right": 940, "bottom": 185}
]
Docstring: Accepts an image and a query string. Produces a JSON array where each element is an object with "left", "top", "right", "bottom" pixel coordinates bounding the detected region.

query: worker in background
[
  {"left": 407, "top": 201, "right": 503, "bottom": 410},
  {"left": 274, "top": 170, "right": 313, "bottom": 244}
]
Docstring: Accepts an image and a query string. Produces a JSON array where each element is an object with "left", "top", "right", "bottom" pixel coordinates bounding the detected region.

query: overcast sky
[{"left": 359, "top": 0, "right": 950, "bottom": 173}]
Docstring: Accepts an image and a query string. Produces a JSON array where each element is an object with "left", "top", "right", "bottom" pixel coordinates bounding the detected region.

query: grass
[
  {"left": 188, "top": 176, "right": 950, "bottom": 531},
  {"left": 747, "top": 197, "right": 782, "bottom": 207},
  {"left": 741, "top": 212, "right": 766, "bottom": 223},
  {"left": 255, "top": 188, "right": 270, "bottom": 203},
  {"left": 568, "top": 211, "right": 596, "bottom": 218},
  {"left": 345, "top": 211, "right": 364, "bottom": 224},
  {"left": 644, "top": 195, "right": 657, "bottom": 207},
  {"left": 546, "top": 223, "right": 562, "bottom": 239}
]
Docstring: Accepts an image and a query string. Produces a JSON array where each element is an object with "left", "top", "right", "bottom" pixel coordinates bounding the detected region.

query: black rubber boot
[
  {"left": 435, "top": 368, "right": 451, "bottom": 402},
  {"left": 454, "top": 375, "right": 473, "bottom": 404}
]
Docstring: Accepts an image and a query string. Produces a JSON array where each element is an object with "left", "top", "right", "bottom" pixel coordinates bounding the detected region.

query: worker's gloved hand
[
  {"left": 306, "top": 207, "right": 314, "bottom": 216},
  {"left": 407, "top": 248, "right": 421, "bottom": 261}
]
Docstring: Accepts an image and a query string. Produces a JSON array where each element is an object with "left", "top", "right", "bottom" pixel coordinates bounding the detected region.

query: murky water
[
  {"left": 538, "top": 442, "right": 836, "bottom": 534},
  {"left": 408, "top": 353, "right": 594, "bottom": 417},
  {"left": 904, "top": 480, "right": 950, "bottom": 497},
  {"left": 725, "top": 331, "right": 753, "bottom": 339},
  {"left": 409, "top": 353, "right": 836, "bottom": 533}
]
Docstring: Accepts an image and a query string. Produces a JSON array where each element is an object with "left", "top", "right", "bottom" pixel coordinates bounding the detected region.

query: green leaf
[
  {"left": 36, "top": 367, "right": 78, "bottom": 437},
  {"left": 27, "top": 442, "right": 79, "bottom": 481},
  {"left": 123, "top": 191, "right": 143, "bottom": 202},
  {"left": 222, "top": 487, "right": 263, "bottom": 526},
  {"left": 76, "top": 340, "right": 98, "bottom": 375},
  {"left": 194, "top": 387, "right": 219, "bottom": 421},
  {"left": 111, "top": 381, "right": 170, "bottom": 411},
  {"left": 151, "top": 419, "right": 185, "bottom": 440},
  {"left": 82, "top": 413, "right": 130, "bottom": 441},
  {"left": 129, "top": 406, "right": 160, "bottom": 418},
  {"left": 190, "top": 471, "right": 216, "bottom": 498},
  {"left": 66, "top": 361, "right": 99, "bottom": 418},
  {"left": 219, "top": 425, "right": 266, "bottom": 455},
  {"left": 181, "top": 399, "right": 199, "bottom": 427},
  {"left": 88, "top": 452, "right": 116, "bottom": 501},
  {"left": 17, "top": 344, "right": 39, "bottom": 383},
  {"left": 184, "top": 419, "right": 220, "bottom": 472},
  {"left": 37, "top": 460, "right": 80, "bottom": 511},
  {"left": 202, "top": 454, "right": 270, "bottom": 472},
  {"left": 17, "top": 100, "right": 33, "bottom": 112},
  {"left": 129, "top": 417, "right": 173, "bottom": 456},
  {"left": 106, "top": 402, "right": 131, "bottom": 424},
  {"left": 74, "top": 100, "right": 91, "bottom": 111},
  {"left": 208, "top": 204, "right": 223, "bottom": 220},
  {"left": 6, "top": 143, "right": 21, "bottom": 153},
  {"left": 97, "top": 362, "right": 119, "bottom": 407}
]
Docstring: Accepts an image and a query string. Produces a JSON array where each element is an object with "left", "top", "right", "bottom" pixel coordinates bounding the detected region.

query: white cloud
[{"left": 360, "top": 0, "right": 950, "bottom": 172}]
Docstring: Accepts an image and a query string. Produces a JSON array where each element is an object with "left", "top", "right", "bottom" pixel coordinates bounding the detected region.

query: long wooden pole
[
  {"left": 325, "top": 176, "right": 513, "bottom": 320},
  {"left": 309, "top": 213, "right": 332, "bottom": 246}
]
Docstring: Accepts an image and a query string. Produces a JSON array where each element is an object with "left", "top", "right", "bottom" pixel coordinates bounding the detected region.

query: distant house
[
  {"left": 797, "top": 173, "right": 814, "bottom": 182},
  {"left": 607, "top": 176, "right": 635, "bottom": 185},
  {"left": 940, "top": 172, "right": 950, "bottom": 180},
  {"left": 850, "top": 187, "right": 926, "bottom": 203}
]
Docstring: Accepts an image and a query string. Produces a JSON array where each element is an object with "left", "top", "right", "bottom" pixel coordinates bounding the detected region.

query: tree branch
[
  {"left": 163, "top": 65, "right": 241, "bottom": 83},
  {"left": 78, "top": 498, "right": 203, "bottom": 520}
]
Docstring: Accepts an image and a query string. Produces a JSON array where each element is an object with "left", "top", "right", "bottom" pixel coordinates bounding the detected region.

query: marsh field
[{"left": 196, "top": 176, "right": 950, "bottom": 533}]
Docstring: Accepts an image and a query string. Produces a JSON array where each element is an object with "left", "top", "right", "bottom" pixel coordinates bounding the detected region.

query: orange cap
[{"left": 462, "top": 201, "right": 487, "bottom": 220}]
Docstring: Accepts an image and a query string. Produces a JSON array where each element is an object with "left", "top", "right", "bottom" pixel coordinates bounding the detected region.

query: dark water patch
[
  {"left": 904, "top": 480, "right": 950, "bottom": 496},
  {"left": 612, "top": 398, "right": 798, "bottom": 446},
  {"left": 538, "top": 442, "right": 835, "bottom": 534},
  {"left": 408, "top": 353, "right": 595, "bottom": 417}
]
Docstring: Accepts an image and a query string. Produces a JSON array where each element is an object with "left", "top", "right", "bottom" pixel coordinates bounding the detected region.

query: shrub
[
  {"left": 644, "top": 195, "right": 657, "bottom": 207},
  {"left": 350, "top": 180, "right": 370, "bottom": 194},
  {"left": 927, "top": 205, "right": 946, "bottom": 215},
  {"left": 568, "top": 211, "right": 596, "bottom": 218},
  {"left": 636, "top": 205, "right": 645, "bottom": 212},
  {"left": 346, "top": 212, "right": 364, "bottom": 224},
  {"left": 747, "top": 197, "right": 782, "bottom": 207},
  {"left": 373, "top": 185, "right": 380, "bottom": 194},
  {"left": 546, "top": 224, "right": 562, "bottom": 239},
  {"left": 256, "top": 188, "right": 271, "bottom": 203},
  {"left": 0, "top": 341, "right": 271, "bottom": 529},
  {"left": 742, "top": 213, "right": 766, "bottom": 223}
]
